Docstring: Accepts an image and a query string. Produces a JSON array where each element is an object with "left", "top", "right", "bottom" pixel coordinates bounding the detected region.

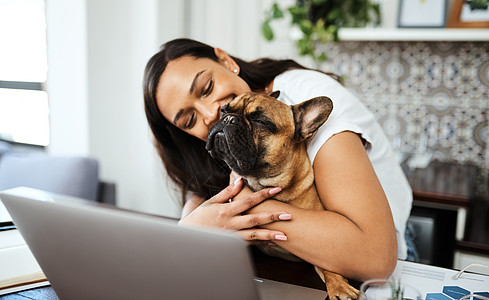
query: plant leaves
[
  {"left": 327, "top": 8, "right": 342, "bottom": 22},
  {"left": 288, "top": 5, "right": 308, "bottom": 24},
  {"left": 297, "top": 38, "right": 314, "bottom": 56},
  {"left": 271, "top": 2, "right": 284, "bottom": 19},
  {"left": 262, "top": 0, "right": 381, "bottom": 62},
  {"left": 299, "top": 19, "right": 314, "bottom": 35},
  {"left": 261, "top": 22, "right": 274, "bottom": 41},
  {"left": 312, "top": 0, "right": 327, "bottom": 5},
  {"left": 316, "top": 52, "right": 328, "bottom": 62}
]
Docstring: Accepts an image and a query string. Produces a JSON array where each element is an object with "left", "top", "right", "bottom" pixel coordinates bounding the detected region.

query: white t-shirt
[{"left": 273, "top": 69, "right": 412, "bottom": 259}]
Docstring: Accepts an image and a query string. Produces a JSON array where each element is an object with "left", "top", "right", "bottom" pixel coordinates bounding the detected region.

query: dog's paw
[
  {"left": 325, "top": 282, "right": 359, "bottom": 300},
  {"left": 315, "top": 267, "right": 359, "bottom": 300}
]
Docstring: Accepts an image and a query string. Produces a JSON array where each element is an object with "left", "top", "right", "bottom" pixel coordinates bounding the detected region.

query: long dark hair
[{"left": 143, "top": 38, "right": 336, "bottom": 204}]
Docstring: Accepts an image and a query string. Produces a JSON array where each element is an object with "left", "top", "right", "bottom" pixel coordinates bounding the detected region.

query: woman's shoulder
[
  {"left": 275, "top": 68, "right": 339, "bottom": 86},
  {"left": 273, "top": 68, "right": 349, "bottom": 105}
]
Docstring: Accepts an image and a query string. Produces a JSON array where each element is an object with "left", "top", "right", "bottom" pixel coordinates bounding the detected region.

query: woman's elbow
[
  {"left": 366, "top": 241, "right": 398, "bottom": 280},
  {"left": 375, "top": 246, "right": 398, "bottom": 279}
]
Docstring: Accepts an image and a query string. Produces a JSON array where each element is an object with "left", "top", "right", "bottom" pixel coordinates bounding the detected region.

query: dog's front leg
[{"left": 314, "top": 266, "right": 359, "bottom": 300}]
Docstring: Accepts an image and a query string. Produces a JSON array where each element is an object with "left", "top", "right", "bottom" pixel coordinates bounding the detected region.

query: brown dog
[{"left": 206, "top": 92, "right": 359, "bottom": 299}]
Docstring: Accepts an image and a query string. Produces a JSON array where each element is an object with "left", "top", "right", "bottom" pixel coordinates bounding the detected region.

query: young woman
[{"left": 143, "top": 38, "right": 414, "bottom": 281}]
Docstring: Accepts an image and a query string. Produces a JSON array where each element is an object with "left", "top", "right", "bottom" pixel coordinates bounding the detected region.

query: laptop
[{"left": 0, "top": 187, "right": 327, "bottom": 300}]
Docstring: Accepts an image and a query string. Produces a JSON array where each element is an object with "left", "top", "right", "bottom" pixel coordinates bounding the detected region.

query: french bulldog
[{"left": 205, "top": 92, "right": 359, "bottom": 299}]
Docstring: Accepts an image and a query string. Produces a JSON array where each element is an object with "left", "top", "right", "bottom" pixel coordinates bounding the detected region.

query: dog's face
[{"left": 205, "top": 92, "right": 333, "bottom": 180}]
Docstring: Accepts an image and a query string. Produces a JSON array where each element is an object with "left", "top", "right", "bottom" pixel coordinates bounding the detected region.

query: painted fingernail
[
  {"left": 274, "top": 234, "right": 287, "bottom": 241},
  {"left": 233, "top": 176, "right": 242, "bottom": 186},
  {"left": 269, "top": 187, "right": 282, "bottom": 195},
  {"left": 278, "top": 213, "right": 292, "bottom": 220}
]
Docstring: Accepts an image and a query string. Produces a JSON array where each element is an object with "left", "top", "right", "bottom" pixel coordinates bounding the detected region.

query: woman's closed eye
[
  {"left": 202, "top": 78, "right": 214, "bottom": 96},
  {"left": 184, "top": 112, "right": 196, "bottom": 129}
]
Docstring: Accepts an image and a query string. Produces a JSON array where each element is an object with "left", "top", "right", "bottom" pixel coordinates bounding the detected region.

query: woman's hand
[{"left": 178, "top": 177, "right": 292, "bottom": 244}]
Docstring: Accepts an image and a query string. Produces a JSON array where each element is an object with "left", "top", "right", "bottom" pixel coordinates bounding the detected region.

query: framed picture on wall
[
  {"left": 447, "top": 0, "right": 489, "bottom": 28},
  {"left": 398, "top": 0, "right": 448, "bottom": 28}
]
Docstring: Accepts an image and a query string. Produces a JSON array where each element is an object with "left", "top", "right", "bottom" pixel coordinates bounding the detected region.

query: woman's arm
[{"left": 243, "top": 131, "right": 398, "bottom": 281}]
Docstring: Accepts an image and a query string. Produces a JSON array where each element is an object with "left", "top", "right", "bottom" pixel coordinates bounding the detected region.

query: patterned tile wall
[{"left": 318, "top": 41, "right": 489, "bottom": 169}]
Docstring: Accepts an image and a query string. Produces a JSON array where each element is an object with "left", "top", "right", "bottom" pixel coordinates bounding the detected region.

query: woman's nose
[{"left": 197, "top": 101, "right": 220, "bottom": 126}]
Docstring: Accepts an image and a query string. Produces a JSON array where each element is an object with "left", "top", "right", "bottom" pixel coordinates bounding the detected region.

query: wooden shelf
[{"left": 338, "top": 28, "right": 489, "bottom": 41}]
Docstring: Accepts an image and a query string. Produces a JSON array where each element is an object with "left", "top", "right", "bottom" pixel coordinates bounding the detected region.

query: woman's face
[{"left": 156, "top": 50, "right": 251, "bottom": 141}]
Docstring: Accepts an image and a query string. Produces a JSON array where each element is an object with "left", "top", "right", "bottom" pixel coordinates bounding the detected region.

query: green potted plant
[
  {"left": 467, "top": 0, "right": 488, "bottom": 10},
  {"left": 262, "top": 0, "right": 381, "bottom": 64}
]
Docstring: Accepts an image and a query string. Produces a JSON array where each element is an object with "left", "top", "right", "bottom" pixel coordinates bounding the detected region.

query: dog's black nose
[
  {"left": 221, "top": 104, "right": 229, "bottom": 115},
  {"left": 223, "top": 114, "right": 238, "bottom": 125},
  {"left": 220, "top": 105, "right": 229, "bottom": 120}
]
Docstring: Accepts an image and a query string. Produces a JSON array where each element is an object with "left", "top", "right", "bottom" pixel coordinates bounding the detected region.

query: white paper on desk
[
  {"left": 390, "top": 261, "right": 489, "bottom": 299},
  {"left": 0, "top": 229, "right": 48, "bottom": 295},
  {"left": 0, "top": 229, "right": 26, "bottom": 249},
  {"left": 0, "top": 245, "right": 43, "bottom": 282}
]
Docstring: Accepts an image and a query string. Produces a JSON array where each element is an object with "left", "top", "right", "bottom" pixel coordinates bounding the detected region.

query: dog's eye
[
  {"left": 247, "top": 111, "right": 265, "bottom": 125},
  {"left": 247, "top": 112, "right": 278, "bottom": 133},
  {"left": 251, "top": 120, "right": 278, "bottom": 134},
  {"left": 252, "top": 119, "right": 268, "bottom": 126}
]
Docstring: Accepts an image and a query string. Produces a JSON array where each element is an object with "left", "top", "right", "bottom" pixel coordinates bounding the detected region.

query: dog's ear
[
  {"left": 269, "top": 90, "right": 280, "bottom": 99},
  {"left": 292, "top": 96, "right": 333, "bottom": 142}
]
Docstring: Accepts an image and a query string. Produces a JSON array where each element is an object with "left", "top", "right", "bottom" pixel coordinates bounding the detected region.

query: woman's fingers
[
  {"left": 228, "top": 186, "right": 282, "bottom": 215},
  {"left": 207, "top": 176, "right": 244, "bottom": 204},
  {"left": 231, "top": 211, "right": 292, "bottom": 243},
  {"left": 189, "top": 179, "right": 288, "bottom": 235},
  {"left": 236, "top": 229, "right": 288, "bottom": 242},
  {"left": 207, "top": 177, "right": 283, "bottom": 216},
  {"left": 231, "top": 211, "right": 291, "bottom": 229}
]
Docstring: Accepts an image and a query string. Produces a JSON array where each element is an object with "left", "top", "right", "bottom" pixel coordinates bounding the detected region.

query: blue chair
[
  {"left": 0, "top": 151, "right": 115, "bottom": 204},
  {"left": 0, "top": 141, "right": 11, "bottom": 159}
]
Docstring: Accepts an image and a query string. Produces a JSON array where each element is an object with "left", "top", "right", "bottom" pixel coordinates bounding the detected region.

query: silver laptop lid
[{"left": 0, "top": 187, "right": 260, "bottom": 300}]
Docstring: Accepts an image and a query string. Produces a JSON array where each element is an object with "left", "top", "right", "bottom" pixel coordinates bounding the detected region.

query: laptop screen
[{"left": 1, "top": 187, "right": 262, "bottom": 300}]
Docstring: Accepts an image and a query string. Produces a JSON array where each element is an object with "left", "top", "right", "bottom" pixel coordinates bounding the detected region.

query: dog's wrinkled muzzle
[{"left": 206, "top": 113, "right": 256, "bottom": 174}]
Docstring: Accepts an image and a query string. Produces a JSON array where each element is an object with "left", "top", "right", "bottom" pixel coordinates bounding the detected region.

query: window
[{"left": 0, "top": 0, "right": 49, "bottom": 146}]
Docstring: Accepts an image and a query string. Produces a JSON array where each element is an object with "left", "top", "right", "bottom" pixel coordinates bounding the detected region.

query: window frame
[{"left": 0, "top": 80, "right": 47, "bottom": 148}]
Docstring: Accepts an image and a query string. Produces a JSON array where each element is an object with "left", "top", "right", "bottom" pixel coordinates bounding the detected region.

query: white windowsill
[{"left": 338, "top": 28, "right": 489, "bottom": 41}]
